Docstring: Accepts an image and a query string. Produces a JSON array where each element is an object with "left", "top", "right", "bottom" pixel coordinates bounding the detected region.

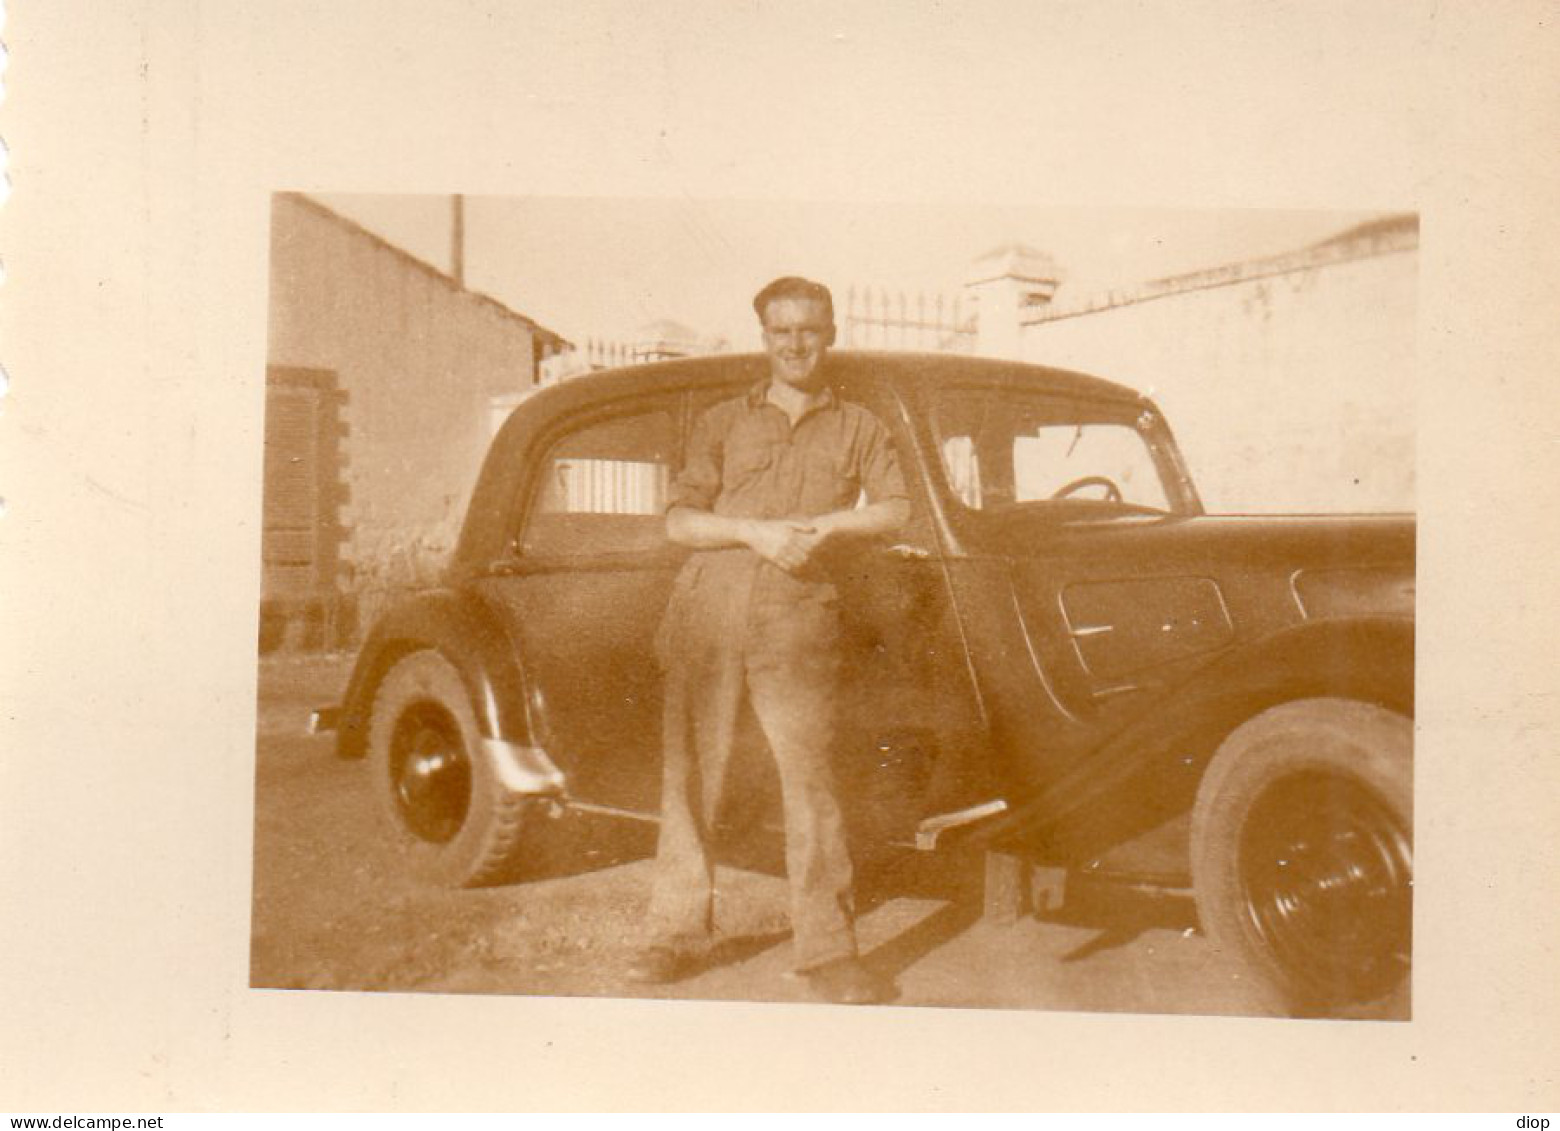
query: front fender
[
  {"left": 335, "top": 588, "right": 536, "bottom": 761},
  {"left": 994, "top": 614, "right": 1415, "bottom": 862}
]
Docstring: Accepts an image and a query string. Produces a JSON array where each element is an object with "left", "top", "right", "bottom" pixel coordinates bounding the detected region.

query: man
[{"left": 630, "top": 276, "right": 911, "bottom": 1005}]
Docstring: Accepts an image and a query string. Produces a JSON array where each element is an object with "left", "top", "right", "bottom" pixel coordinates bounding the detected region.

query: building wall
[
  {"left": 266, "top": 194, "right": 545, "bottom": 630},
  {"left": 1018, "top": 245, "right": 1416, "bottom": 514}
]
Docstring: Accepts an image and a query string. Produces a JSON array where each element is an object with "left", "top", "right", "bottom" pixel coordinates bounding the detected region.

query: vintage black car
[{"left": 319, "top": 351, "right": 1414, "bottom": 1014}]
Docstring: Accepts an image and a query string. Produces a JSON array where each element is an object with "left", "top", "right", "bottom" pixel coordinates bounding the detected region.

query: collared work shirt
[
  {"left": 656, "top": 376, "right": 909, "bottom": 656},
  {"left": 670, "top": 378, "right": 908, "bottom": 527}
]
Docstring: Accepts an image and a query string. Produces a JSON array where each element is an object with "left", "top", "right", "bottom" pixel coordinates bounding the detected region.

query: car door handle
[{"left": 885, "top": 542, "right": 933, "bottom": 562}]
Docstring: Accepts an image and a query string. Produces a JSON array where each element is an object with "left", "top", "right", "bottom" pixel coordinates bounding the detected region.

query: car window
[
  {"left": 932, "top": 388, "right": 1170, "bottom": 513},
  {"left": 520, "top": 405, "right": 676, "bottom": 558}
]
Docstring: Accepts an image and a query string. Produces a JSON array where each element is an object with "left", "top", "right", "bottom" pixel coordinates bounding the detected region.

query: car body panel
[
  {"left": 1060, "top": 575, "right": 1236, "bottom": 682},
  {"left": 334, "top": 587, "right": 536, "bottom": 760},
  {"left": 472, "top": 560, "right": 680, "bottom": 812},
  {"left": 1000, "top": 613, "right": 1415, "bottom": 877}
]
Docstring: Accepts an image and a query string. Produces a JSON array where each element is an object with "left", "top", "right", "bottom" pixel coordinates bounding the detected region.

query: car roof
[
  {"left": 524, "top": 350, "right": 1149, "bottom": 413},
  {"left": 456, "top": 351, "right": 1154, "bottom": 574}
]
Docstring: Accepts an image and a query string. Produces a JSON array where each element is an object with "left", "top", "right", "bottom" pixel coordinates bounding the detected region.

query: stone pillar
[{"left": 963, "top": 243, "right": 1062, "bottom": 360}]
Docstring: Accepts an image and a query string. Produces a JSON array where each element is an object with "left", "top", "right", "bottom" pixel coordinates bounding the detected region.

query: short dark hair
[{"left": 752, "top": 276, "right": 835, "bottom": 327}]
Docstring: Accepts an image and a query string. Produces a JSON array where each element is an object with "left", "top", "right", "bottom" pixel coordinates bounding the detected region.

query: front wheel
[
  {"left": 367, "top": 650, "right": 538, "bottom": 887},
  {"left": 1190, "top": 698, "right": 1413, "bottom": 1015}
]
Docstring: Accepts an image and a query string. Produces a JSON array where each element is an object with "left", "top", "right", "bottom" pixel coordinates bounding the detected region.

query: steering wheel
[{"left": 1050, "top": 475, "right": 1123, "bottom": 503}]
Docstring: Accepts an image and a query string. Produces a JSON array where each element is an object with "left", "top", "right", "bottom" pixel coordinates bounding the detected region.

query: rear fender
[{"left": 335, "top": 589, "right": 536, "bottom": 761}]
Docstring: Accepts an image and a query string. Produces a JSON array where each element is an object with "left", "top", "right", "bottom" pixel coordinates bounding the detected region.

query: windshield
[{"left": 930, "top": 387, "right": 1174, "bottom": 513}]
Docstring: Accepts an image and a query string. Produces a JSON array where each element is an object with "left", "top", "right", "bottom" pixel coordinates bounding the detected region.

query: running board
[
  {"left": 561, "top": 799, "right": 662, "bottom": 824},
  {"left": 915, "top": 798, "right": 1009, "bottom": 851}
]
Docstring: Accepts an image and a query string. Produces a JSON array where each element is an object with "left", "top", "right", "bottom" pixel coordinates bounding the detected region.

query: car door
[
  {"left": 816, "top": 364, "right": 994, "bottom": 843},
  {"left": 922, "top": 382, "right": 1223, "bottom": 796},
  {"left": 473, "top": 390, "right": 684, "bottom": 814}
]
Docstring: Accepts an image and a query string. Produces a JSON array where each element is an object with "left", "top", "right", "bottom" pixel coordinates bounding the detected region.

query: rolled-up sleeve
[
  {"left": 667, "top": 403, "right": 724, "bottom": 513},
  {"left": 857, "top": 414, "right": 909, "bottom": 504}
]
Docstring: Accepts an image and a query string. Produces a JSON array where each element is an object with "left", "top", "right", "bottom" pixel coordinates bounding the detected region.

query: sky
[{"left": 315, "top": 193, "right": 1390, "bottom": 351}]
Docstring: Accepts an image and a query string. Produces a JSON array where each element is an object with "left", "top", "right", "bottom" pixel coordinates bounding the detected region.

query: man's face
[{"left": 760, "top": 296, "right": 836, "bottom": 390}]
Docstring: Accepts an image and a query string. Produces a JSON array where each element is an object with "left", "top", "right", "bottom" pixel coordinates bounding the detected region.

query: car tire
[
  {"left": 367, "top": 650, "right": 537, "bottom": 887},
  {"left": 1190, "top": 697, "right": 1413, "bottom": 1016}
]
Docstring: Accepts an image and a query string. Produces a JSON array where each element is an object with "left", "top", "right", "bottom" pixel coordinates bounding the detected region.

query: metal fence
[
  {"left": 841, "top": 286, "right": 976, "bottom": 353},
  {"left": 556, "top": 285, "right": 977, "bottom": 378}
]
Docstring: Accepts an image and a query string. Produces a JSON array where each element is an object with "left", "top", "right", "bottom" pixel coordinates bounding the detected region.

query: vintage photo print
[
  {"left": 252, "top": 195, "right": 1415, "bottom": 1019},
  {"left": 7, "top": 0, "right": 1559, "bottom": 1113}
]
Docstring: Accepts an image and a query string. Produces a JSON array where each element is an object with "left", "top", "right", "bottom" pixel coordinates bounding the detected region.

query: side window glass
[
  {"left": 940, "top": 434, "right": 982, "bottom": 509},
  {"left": 520, "top": 406, "right": 676, "bottom": 558}
]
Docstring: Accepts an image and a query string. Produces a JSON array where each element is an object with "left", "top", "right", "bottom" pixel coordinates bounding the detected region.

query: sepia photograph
[
  {"left": 5, "top": 0, "right": 1558, "bottom": 1113},
  {"left": 251, "top": 195, "right": 1416, "bottom": 1018}
]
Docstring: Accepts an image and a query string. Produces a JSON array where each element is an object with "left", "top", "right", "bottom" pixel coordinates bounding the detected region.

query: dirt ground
[{"left": 249, "top": 653, "right": 1402, "bottom": 1018}]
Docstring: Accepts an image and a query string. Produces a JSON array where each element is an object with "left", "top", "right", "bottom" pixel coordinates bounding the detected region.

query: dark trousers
[{"left": 646, "top": 556, "right": 857, "bottom": 971}]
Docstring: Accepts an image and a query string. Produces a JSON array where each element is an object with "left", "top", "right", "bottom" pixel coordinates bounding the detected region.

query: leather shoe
[
  {"left": 625, "top": 945, "right": 700, "bottom": 985},
  {"left": 801, "top": 957, "right": 891, "bottom": 1005}
]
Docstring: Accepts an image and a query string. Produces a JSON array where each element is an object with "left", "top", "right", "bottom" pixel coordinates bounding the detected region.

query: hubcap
[
  {"left": 389, "top": 703, "right": 472, "bottom": 844},
  {"left": 1238, "top": 769, "right": 1412, "bottom": 1004}
]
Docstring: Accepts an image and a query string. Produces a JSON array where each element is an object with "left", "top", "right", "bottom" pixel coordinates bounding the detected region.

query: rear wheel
[
  {"left": 367, "top": 650, "right": 537, "bottom": 887},
  {"left": 1190, "top": 698, "right": 1413, "bottom": 1015}
]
